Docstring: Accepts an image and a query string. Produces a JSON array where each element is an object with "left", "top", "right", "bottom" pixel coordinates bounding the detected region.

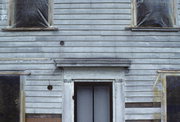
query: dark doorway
[
  {"left": 74, "top": 82, "right": 112, "bottom": 122},
  {"left": 166, "top": 76, "right": 180, "bottom": 122},
  {"left": 0, "top": 75, "right": 20, "bottom": 122}
]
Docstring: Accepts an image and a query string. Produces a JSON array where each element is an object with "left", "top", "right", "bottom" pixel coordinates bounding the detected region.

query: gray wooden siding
[{"left": 0, "top": 0, "right": 180, "bottom": 121}]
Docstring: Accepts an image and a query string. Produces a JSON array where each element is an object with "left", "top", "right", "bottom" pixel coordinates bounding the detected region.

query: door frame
[{"left": 62, "top": 79, "right": 125, "bottom": 122}]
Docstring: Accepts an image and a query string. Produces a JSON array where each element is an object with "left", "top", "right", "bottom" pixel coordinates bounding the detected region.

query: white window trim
[
  {"left": 8, "top": 0, "right": 53, "bottom": 28},
  {"left": 131, "top": 0, "right": 137, "bottom": 27},
  {"left": 131, "top": 0, "right": 178, "bottom": 28},
  {"left": 62, "top": 79, "right": 125, "bottom": 122},
  {"left": 174, "top": 0, "right": 179, "bottom": 27}
]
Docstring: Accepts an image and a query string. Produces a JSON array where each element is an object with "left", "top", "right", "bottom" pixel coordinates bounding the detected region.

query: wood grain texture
[
  {"left": 26, "top": 118, "right": 61, "bottom": 122},
  {"left": 55, "top": 58, "right": 131, "bottom": 67},
  {"left": 26, "top": 114, "right": 62, "bottom": 122}
]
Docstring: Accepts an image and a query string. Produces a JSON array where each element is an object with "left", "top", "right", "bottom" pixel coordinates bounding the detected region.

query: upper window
[
  {"left": 9, "top": 0, "right": 52, "bottom": 28},
  {"left": 133, "top": 0, "right": 176, "bottom": 27}
]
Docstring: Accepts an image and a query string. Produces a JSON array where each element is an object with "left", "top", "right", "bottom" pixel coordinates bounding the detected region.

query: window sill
[
  {"left": 125, "top": 27, "right": 180, "bottom": 32},
  {"left": 1, "top": 27, "right": 59, "bottom": 31}
]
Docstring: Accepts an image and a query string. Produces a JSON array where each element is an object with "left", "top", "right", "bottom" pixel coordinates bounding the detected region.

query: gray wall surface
[{"left": 0, "top": 0, "right": 180, "bottom": 121}]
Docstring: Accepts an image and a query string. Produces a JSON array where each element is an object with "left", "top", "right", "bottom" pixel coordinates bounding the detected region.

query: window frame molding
[
  {"left": 20, "top": 75, "right": 26, "bottom": 122},
  {"left": 129, "top": 0, "right": 179, "bottom": 31},
  {"left": 6, "top": 0, "right": 55, "bottom": 30}
]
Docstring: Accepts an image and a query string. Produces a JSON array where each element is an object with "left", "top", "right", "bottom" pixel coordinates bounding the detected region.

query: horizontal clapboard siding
[
  {"left": 25, "top": 69, "right": 63, "bottom": 114},
  {"left": 0, "top": 0, "right": 180, "bottom": 121},
  {"left": 125, "top": 108, "right": 161, "bottom": 120}
]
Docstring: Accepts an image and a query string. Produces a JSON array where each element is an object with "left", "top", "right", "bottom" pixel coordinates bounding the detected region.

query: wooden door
[{"left": 74, "top": 82, "right": 112, "bottom": 122}]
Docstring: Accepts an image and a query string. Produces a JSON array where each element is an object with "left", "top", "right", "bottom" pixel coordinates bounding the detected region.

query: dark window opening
[
  {"left": 74, "top": 82, "right": 112, "bottom": 122},
  {"left": 0, "top": 75, "right": 20, "bottom": 122},
  {"left": 136, "top": 0, "right": 173, "bottom": 27},
  {"left": 14, "top": 0, "right": 49, "bottom": 28},
  {"left": 166, "top": 76, "right": 180, "bottom": 122}
]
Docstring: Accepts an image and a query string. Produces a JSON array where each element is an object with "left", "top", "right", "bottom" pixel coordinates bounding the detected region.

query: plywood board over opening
[{"left": 26, "top": 114, "right": 62, "bottom": 122}]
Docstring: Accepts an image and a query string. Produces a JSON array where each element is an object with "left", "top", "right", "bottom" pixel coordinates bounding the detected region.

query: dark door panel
[
  {"left": 166, "top": 76, "right": 180, "bottom": 122},
  {"left": 74, "top": 82, "right": 112, "bottom": 122},
  {"left": 0, "top": 76, "right": 20, "bottom": 122}
]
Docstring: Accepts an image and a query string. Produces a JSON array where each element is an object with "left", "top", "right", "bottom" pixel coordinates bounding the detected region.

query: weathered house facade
[{"left": 0, "top": 0, "right": 180, "bottom": 122}]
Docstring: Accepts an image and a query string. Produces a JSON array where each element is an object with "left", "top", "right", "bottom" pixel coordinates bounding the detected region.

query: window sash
[
  {"left": 132, "top": 0, "right": 177, "bottom": 27},
  {"left": 8, "top": 0, "right": 53, "bottom": 28}
]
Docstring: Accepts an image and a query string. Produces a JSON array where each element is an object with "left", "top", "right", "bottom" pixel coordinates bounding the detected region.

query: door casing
[
  {"left": 74, "top": 82, "right": 113, "bottom": 122},
  {"left": 63, "top": 79, "right": 125, "bottom": 122}
]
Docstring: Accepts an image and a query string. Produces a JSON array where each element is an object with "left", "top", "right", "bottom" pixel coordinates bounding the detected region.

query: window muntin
[
  {"left": 135, "top": 0, "right": 175, "bottom": 27},
  {"left": 9, "top": 0, "right": 52, "bottom": 28}
]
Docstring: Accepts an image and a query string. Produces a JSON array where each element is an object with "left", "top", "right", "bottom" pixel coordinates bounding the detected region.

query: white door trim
[{"left": 62, "top": 79, "right": 125, "bottom": 122}]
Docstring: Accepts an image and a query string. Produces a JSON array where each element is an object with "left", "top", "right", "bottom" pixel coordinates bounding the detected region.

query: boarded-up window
[
  {"left": 166, "top": 76, "right": 180, "bottom": 122},
  {"left": 0, "top": 76, "right": 20, "bottom": 122},
  {"left": 136, "top": 0, "right": 174, "bottom": 27},
  {"left": 14, "top": 0, "right": 49, "bottom": 27}
]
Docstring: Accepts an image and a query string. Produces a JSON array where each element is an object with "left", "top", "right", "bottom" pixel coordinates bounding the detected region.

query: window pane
[
  {"left": 166, "top": 76, "right": 180, "bottom": 122},
  {"left": 15, "top": 0, "right": 49, "bottom": 27},
  {"left": 136, "top": 0, "right": 173, "bottom": 27},
  {"left": 0, "top": 76, "right": 20, "bottom": 122}
]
